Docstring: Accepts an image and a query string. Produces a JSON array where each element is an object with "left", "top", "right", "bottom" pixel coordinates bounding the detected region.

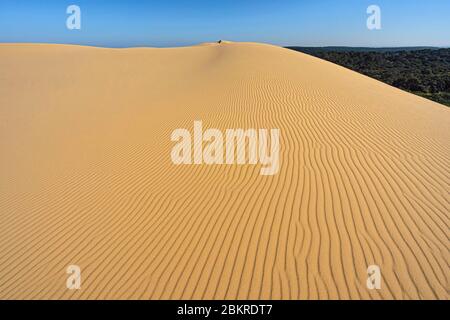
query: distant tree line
[{"left": 287, "top": 48, "right": 450, "bottom": 107}]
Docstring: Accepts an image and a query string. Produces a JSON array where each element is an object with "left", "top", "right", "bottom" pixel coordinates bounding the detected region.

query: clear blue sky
[{"left": 0, "top": 0, "right": 449, "bottom": 47}]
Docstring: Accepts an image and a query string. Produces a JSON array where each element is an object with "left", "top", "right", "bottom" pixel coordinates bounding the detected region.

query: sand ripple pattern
[{"left": 0, "top": 43, "right": 448, "bottom": 299}]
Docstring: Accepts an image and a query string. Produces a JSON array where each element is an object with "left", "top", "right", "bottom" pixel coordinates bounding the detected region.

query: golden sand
[{"left": 0, "top": 42, "right": 448, "bottom": 299}]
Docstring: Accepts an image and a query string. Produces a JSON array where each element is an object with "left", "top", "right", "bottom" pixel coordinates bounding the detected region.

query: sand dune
[{"left": 0, "top": 42, "right": 448, "bottom": 300}]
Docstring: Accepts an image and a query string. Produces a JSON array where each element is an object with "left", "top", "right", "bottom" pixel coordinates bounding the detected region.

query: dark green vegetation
[{"left": 287, "top": 47, "right": 450, "bottom": 107}]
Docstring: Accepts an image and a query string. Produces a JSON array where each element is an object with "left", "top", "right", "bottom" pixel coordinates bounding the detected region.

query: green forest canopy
[{"left": 287, "top": 47, "right": 450, "bottom": 107}]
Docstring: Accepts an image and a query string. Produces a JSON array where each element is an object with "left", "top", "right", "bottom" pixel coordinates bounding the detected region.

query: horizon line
[{"left": 1, "top": 41, "right": 449, "bottom": 50}]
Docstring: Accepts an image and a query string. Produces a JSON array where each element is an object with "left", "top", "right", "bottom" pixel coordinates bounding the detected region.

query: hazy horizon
[{"left": 1, "top": 0, "right": 449, "bottom": 48}]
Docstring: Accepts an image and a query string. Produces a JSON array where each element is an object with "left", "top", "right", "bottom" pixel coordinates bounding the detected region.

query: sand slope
[{"left": 0, "top": 42, "right": 448, "bottom": 300}]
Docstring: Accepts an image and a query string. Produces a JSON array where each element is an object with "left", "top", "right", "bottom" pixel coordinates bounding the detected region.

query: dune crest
[{"left": 0, "top": 42, "right": 448, "bottom": 300}]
